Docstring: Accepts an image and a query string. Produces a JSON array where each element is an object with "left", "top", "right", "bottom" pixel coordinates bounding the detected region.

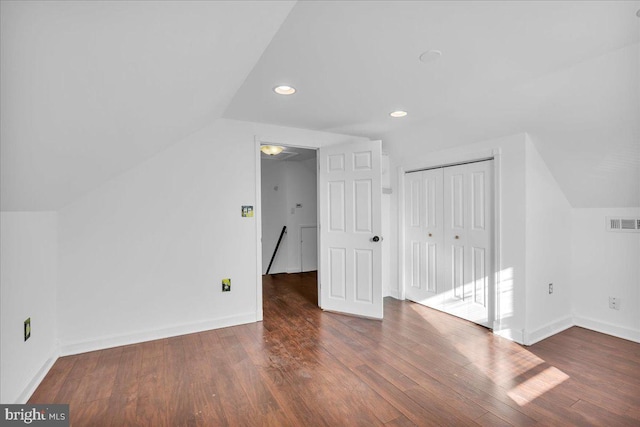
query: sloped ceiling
[
  {"left": 2, "top": 1, "right": 638, "bottom": 210},
  {"left": 224, "top": 1, "right": 640, "bottom": 207},
  {"left": 1, "top": 0, "right": 295, "bottom": 211}
]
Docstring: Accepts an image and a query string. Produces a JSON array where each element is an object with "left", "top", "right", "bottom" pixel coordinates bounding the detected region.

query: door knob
[
  {"left": 455, "top": 235, "right": 459, "bottom": 239},
  {"left": 428, "top": 233, "right": 432, "bottom": 237},
  {"left": 372, "top": 236, "right": 381, "bottom": 242}
]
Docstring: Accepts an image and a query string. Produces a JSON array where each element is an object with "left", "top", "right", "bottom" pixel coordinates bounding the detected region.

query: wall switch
[
  {"left": 24, "top": 318, "right": 31, "bottom": 341},
  {"left": 548, "top": 283, "right": 553, "bottom": 294},
  {"left": 609, "top": 297, "right": 619, "bottom": 310}
]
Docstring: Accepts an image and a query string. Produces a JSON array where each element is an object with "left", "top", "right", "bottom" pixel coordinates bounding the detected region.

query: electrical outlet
[
  {"left": 24, "top": 318, "right": 31, "bottom": 341},
  {"left": 548, "top": 283, "right": 553, "bottom": 294},
  {"left": 609, "top": 297, "right": 619, "bottom": 310}
]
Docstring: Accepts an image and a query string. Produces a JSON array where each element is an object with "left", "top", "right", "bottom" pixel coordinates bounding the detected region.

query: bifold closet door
[
  {"left": 404, "top": 169, "right": 444, "bottom": 306},
  {"left": 404, "top": 160, "right": 493, "bottom": 328},
  {"left": 442, "top": 161, "right": 493, "bottom": 327}
]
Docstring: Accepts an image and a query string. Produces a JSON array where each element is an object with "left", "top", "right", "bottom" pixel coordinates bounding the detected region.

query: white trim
[
  {"left": 397, "top": 166, "right": 406, "bottom": 300},
  {"left": 574, "top": 315, "right": 640, "bottom": 343},
  {"left": 524, "top": 315, "right": 573, "bottom": 345},
  {"left": 494, "top": 327, "right": 525, "bottom": 345},
  {"left": 492, "top": 148, "right": 502, "bottom": 332},
  {"left": 15, "top": 349, "right": 59, "bottom": 403},
  {"left": 256, "top": 136, "right": 323, "bottom": 308},
  {"left": 316, "top": 155, "right": 322, "bottom": 307},
  {"left": 59, "top": 313, "right": 257, "bottom": 356},
  {"left": 386, "top": 289, "right": 401, "bottom": 300},
  {"left": 254, "top": 136, "right": 263, "bottom": 321}
]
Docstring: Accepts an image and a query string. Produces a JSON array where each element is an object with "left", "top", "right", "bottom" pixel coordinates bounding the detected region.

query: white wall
[
  {"left": 572, "top": 208, "right": 640, "bottom": 342},
  {"left": 57, "top": 119, "right": 363, "bottom": 355},
  {"left": 386, "top": 133, "right": 528, "bottom": 343},
  {"left": 524, "top": 137, "right": 573, "bottom": 344},
  {"left": 1, "top": 212, "right": 58, "bottom": 403},
  {"left": 284, "top": 159, "right": 318, "bottom": 273},
  {"left": 261, "top": 160, "right": 289, "bottom": 274}
]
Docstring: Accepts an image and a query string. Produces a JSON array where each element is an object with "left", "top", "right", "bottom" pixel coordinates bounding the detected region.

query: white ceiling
[
  {"left": 225, "top": 0, "right": 640, "bottom": 207},
  {"left": 1, "top": 1, "right": 638, "bottom": 210},
  {"left": 0, "top": 0, "right": 294, "bottom": 210}
]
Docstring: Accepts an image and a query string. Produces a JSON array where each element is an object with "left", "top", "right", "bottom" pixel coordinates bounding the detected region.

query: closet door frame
[{"left": 398, "top": 148, "right": 502, "bottom": 331}]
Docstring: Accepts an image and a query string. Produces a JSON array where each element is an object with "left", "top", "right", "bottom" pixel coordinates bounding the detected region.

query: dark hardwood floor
[{"left": 29, "top": 272, "right": 640, "bottom": 426}]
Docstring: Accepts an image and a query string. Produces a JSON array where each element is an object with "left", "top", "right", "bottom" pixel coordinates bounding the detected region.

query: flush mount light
[
  {"left": 273, "top": 85, "right": 296, "bottom": 95},
  {"left": 261, "top": 145, "right": 284, "bottom": 156},
  {"left": 419, "top": 49, "right": 442, "bottom": 63},
  {"left": 389, "top": 110, "right": 408, "bottom": 118}
]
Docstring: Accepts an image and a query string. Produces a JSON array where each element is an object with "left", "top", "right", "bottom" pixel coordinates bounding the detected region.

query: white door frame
[
  {"left": 397, "top": 148, "right": 503, "bottom": 330},
  {"left": 254, "top": 136, "right": 321, "bottom": 321}
]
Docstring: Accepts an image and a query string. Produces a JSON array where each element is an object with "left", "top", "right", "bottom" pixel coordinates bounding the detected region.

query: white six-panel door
[
  {"left": 405, "top": 160, "right": 493, "bottom": 327},
  {"left": 319, "top": 140, "right": 383, "bottom": 319},
  {"left": 405, "top": 168, "right": 444, "bottom": 307}
]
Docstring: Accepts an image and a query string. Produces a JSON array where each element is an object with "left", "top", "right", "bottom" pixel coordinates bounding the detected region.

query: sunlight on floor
[
  {"left": 409, "top": 302, "right": 570, "bottom": 407},
  {"left": 507, "top": 366, "right": 570, "bottom": 406}
]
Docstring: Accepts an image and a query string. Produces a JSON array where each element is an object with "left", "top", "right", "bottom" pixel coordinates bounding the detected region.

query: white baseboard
[
  {"left": 493, "top": 326, "right": 525, "bottom": 345},
  {"left": 524, "top": 315, "right": 573, "bottom": 345},
  {"left": 384, "top": 288, "right": 401, "bottom": 299},
  {"left": 59, "top": 312, "right": 257, "bottom": 356},
  {"left": 574, "top": 315, "right": 640, "bottom": 343},
  {"left": 16, "top": 349, "right": 60, "bottom": 404}
]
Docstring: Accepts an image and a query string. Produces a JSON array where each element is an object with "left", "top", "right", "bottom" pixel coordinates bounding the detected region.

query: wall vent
[{"left": 606, "top": 217, "right": 640, "bottom": 233}]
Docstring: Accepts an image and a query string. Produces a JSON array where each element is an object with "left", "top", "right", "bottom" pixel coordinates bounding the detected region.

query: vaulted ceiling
[{"left": 2, "top": 1, "right": 638, "bottom": 210}]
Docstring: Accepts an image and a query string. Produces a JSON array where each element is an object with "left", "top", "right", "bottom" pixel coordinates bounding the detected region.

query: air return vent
[{"left": 606, "top": 217, "right": 640, "bottom": 233}]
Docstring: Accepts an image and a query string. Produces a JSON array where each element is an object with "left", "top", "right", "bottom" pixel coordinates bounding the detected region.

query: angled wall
[{"left": 524, "top": 137, "right": 573, "bottom": 344}]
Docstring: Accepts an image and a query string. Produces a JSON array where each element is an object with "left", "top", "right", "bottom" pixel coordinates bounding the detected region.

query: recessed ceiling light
[
  {"left": 390, "top": 110, "right": 408, "bottom": 118},
  {"left": 273, "top": 85, "right": 296, "bottom": 95},
  {"left": 419, "top": 50, "right": 442, "bottom": 63}
]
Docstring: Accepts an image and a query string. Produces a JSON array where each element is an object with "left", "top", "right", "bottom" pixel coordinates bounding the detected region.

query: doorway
[
  {"left": 260, "top": 144, "right": 319, "bottom": 300},
  {"left": 255, "top": 138, "right": 385, "bottom": 321}
]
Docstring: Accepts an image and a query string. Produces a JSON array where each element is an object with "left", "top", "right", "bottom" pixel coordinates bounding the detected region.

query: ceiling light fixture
[
  {"left": 273, "top": 85, "right": 296, "bottom": 95},
  {"left": 419, "top": 49, "right": 442, "bottom": 63},
  {"left": 389, "top": 110, "right": 408, "bottom": 118},
  {"left": 261, "top": 145, "right": 284, "bottom": 156}
]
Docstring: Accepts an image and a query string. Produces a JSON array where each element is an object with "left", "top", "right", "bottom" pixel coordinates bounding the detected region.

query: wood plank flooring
[{"left": 29, "top": 272, "right": 640, "bottom": 426}]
